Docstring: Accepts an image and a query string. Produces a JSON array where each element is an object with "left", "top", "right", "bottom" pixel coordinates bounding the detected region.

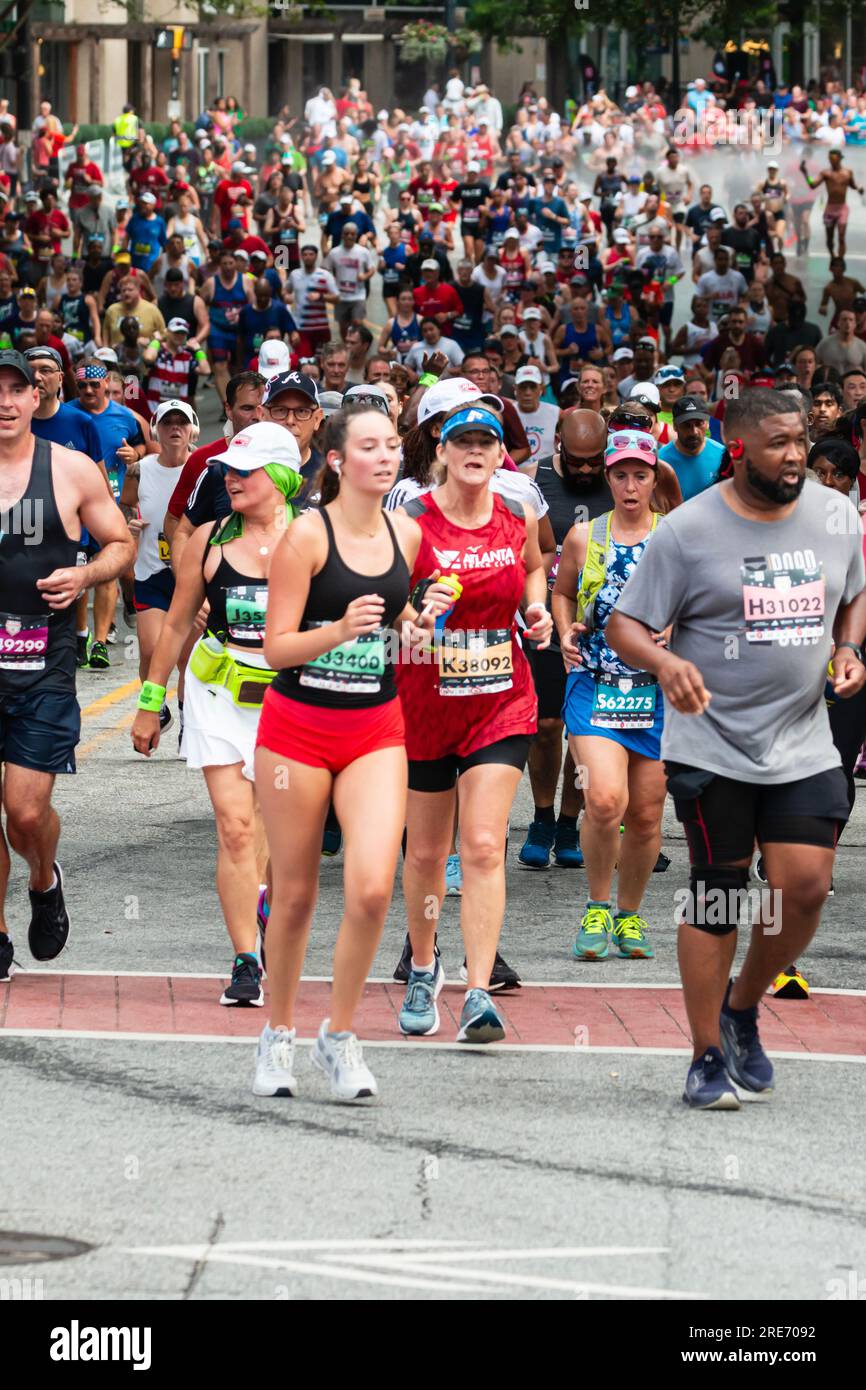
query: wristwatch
[{"left": 835, "top": 641, "right": 864, "bottom": 663}]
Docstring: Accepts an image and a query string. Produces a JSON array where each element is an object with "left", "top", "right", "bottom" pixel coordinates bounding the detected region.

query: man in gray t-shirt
[{"left": 606, "top": 389, "right": 866, "bottom": 1112}]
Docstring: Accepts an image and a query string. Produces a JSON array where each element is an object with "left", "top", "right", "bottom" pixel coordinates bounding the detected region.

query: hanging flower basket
[
  {"left": 393, "top": 22, "right": 483, "bottom": 64},
  {"left": 394, "top": 21, "right": 450, "bottom": 63}
]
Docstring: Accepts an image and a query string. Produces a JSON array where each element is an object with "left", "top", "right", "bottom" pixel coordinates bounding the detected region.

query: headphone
[{"left": 727, "top": 438, "right": 745, "bottom": 459}]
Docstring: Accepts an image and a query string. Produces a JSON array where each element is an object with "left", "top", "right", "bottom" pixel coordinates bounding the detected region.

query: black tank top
[
  {"left": 274, "top": 508, "right": 409, "bottom": 709},
  {"left": 0, "top": 436, "right": 80, "bottom": 693},
  {"left": 158, "top": 291, "right": 196, "bottom": 334},
  {"left": 204, "top": 528, "right": 269, "bottom": 654}
]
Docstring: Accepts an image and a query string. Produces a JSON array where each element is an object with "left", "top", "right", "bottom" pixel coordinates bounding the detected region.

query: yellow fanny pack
[{"left": 190, "top": 637, "right": 275, "bottom": 709}]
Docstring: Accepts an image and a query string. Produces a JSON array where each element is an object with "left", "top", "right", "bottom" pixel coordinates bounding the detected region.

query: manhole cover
[{"left": 0, "top": 1231, "right": 92, "bottom": 1265}]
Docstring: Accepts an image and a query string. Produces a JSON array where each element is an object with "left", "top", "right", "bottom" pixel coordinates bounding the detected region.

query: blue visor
[{"left": 440, "top": 406, "right": 503, "bottom": 443}]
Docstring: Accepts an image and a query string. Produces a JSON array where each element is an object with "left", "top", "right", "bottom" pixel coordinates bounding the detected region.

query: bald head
[
  {"left": 558, "top": 408, "right": 607, "bottom": 490},
  {"left": 561, "top": 408, "right": 607, "bottom": 453}
]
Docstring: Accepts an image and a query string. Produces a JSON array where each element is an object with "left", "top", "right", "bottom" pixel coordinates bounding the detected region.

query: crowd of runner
[{"left": 0, "top": 70, "right": 864, "bottom": 1109}]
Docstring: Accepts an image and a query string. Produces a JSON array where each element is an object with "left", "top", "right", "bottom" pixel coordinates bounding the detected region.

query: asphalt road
[{"left": 2, "top": 145, "right": 865, "bottom": 1303}]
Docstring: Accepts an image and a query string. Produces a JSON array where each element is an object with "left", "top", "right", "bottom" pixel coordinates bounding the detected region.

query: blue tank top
[
  {"left": 390, "top": 314, "right": 421, "bottom": 355},
  {"left": 605, "top": 303, "right": 631, "bottom": 348},
  {"left": 486, "top": 208, "right": 513, "bottom": 246},
  {"left": 209, "top": 273, "right": 248, "bottom": 342},
  {"left": 561, "top": 321, "right": 598, "bottom": 375}
]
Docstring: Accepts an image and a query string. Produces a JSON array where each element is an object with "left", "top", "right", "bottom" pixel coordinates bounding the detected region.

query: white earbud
[{"left": 330, "top": 458, "right": 342, "bottom": 473}]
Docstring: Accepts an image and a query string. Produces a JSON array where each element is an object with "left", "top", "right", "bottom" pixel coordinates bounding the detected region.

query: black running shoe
[
  {"left": 76, "top": 632, "right": 92, "bottom": 668},
  {"left": 0, "top": 933, "right": 14, "bottom": 981},
  {"left": 460, "top": 951, "right": 522, "bottom": 992},
  {"left": 393, "top": 931, "right": 440, "bottom": 984},
  {"left": 88, "top": 640, "right": 110, "bottom": 670},
  {"left": 220, "top": 952, "right": 263, "bottom": 1007},
  {"left": 28, "top": 862, "right": 71, "bottom": 962},
  {"left": 321, "top": 826, "right": 342, "bottom": 856},
  {"left": 653, "top": 851, "right": 671, "bottom": 873},
  {"left": 755, "top": 855, "right": 767, "bottom": 884},
  {"left": 159, "top": 703, "right": 173, "bottom": 735},
  {"left": 123, "top": 601, "right": 137, "bottom": 625}
]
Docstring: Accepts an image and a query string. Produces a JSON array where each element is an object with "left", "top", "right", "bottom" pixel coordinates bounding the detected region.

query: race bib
[
  {"left": 225, "top": 585, "right": 268, "bottom": 641},
  {"left": 0, "top": 613, "right": 49, "bottom": 670},
  {"left": 108, "top": 468, "right": 122, "bottom": 500},
  {"left": 547, "top": 545, "right": 562, "bottom": 591},
  {"left": 438, "top": 628, "right": 513, "bottom": 696},
  {"left": 300, "top": 621, "right": 385, "bottom": 693},
  {"left": 741, "top": 561, "right": 825, "bottom": 645},
  {"left": 157, "top": 532, "right": 171, "bottom": 566},
  {"left": 591, "top": 672, "right": 658, "bottom": 728}
]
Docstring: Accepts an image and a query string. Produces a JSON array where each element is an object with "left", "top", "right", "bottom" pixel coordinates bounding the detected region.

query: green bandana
[{"left": 210, "top": 464, "right": 304, "bottom": 545}]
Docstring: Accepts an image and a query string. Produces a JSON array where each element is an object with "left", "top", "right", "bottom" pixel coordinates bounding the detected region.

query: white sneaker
[
  {"left": 252, "top": 1024, "right": 298, "bottom": 1097},
  {"left": 310, "top": 1018, "right": 378, "bottom": 1101}
]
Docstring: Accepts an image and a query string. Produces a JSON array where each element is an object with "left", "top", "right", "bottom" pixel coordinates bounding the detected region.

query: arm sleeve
[{"left": 613, "top": 522, "right": 687, "bottom": 631}]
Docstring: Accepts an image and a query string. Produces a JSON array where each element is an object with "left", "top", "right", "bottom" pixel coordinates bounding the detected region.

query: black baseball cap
[
  {"left": 0, "top": 349, "right": 35, "bottom": 385},
  {"left": 24, "top": 345, "right": 63, "bottom": 369},
  {"left": 672, "top": 395, "right": 712, "bottom": 423},
  {"left": 263, "top": 369, "right": 319, "bottom": 408}
]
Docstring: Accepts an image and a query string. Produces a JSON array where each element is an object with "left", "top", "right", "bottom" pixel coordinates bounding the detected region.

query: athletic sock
[
  {"left": 534, "top": 804, "right": 555, "bottom": 825},
  {"left": 411, "top": 958, "right": 435, "bottom": 974},
  {"left": 557, "top": 813, "right": 578, "bottom": 832},
  {"left": 586, "top": 899, "right": 611, "bottom": 911}
]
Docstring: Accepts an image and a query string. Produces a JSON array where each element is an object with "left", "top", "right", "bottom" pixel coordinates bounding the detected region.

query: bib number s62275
[{"left": 591, "top": 672, "right": 658, "bottom": 728}]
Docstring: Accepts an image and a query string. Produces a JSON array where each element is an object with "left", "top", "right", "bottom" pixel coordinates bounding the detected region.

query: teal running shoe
[
  {"left": 572, "top": 905, "right": 613, "bottom": 960},
  {"left": 613, "top": 912, "right": 654, "bottom": 959},
  {"left": 456, "top": 987, "right": 505, "bottom": 1043},
  {"left": 399, "top": 957, "right": 445, "bottom": 1036}
]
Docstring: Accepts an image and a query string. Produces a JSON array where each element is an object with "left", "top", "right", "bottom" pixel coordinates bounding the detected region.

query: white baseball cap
[
  {"left": 503, "top": 228, "right": 520, "bottom": 240},
  {"left": 417, "top": 377, "right": 497, "bottom": 425},
  {"left": 522, "top": 307, "right": 542, "bottom": 321},
  {"left": 420, "top": 258, "right": 440, "bottom": 271},
  {"left": 613, "top": 228, "right": 631, "bottom": 244},
  {"left": 167, "top": 317, "right": 190, "bottom": 334},
  {"left": 625, "top": 85, "right": 639, "bottom": 98},
  {"left": 258, "top": 340, "right": 291, "bottom": 380},
  {"left": 612, "top": 347, "right": 634, "bottom": 362},
  {"left": 515, "top": 365, "right": 543, "bottom": 386},
  {"left": 539, "top": 260, "right": 557, "bottom": 274},
  {"left": 321, "top": 151, "right": 337, "bottom": 165},
  {"left": 466, "top": 160, "right": 481, "bottom": 173},
  {"left": 709, "top": 206, "right": 727, "bottom": 223},
  {"left": 209, "top": 421, "right": 302, "bottom": 474},
  {"left": 629, "top": 382, "right": 661, "bottom": 407},
  {"left": 154, "top": 398, "right": 199, "bottom": 428}
]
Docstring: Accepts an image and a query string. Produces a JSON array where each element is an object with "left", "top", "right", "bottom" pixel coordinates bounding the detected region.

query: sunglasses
[
  {"left": 560, "top": 445, "right": 605, "bottom": 469},
  {"left": 608, "top": 432, "right": 656, "bottom": 454},
  {"left": 345, "top": 394, "right": 390, "bottom": 413}
]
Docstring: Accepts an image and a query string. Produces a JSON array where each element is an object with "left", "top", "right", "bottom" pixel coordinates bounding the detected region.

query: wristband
[
  {"left": 195, "top": 349, "right": 207, "bottom": 362},
  {"left": 418, "top": 372, "right": 439, "bottom": 387},
  {"left": 835, "top": 641, "right": 864, "bottom": 663},
  {"left": 138, "top": 681, "right": 166, "bottom": 713},
  {"left": 148, "top": 338, "right": 161, "bottom": 351}
]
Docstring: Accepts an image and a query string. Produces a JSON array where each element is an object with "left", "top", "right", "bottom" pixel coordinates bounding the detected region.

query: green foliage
[{"left": 468, "top": 0, "right": 781, "bottom": 52}]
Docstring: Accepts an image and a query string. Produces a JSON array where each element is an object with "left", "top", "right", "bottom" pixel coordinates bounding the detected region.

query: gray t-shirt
[{"left": 614, "top": 480, "right": 865, "bottom": 782}]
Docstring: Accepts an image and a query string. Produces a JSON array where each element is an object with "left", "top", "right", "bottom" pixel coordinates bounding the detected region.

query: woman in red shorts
[
  {"left": 396, "top": 404, "right": 553, "bottom": 1045},
  {"left": 252, "top": 401, "right": 454, "bottom": 1103}
]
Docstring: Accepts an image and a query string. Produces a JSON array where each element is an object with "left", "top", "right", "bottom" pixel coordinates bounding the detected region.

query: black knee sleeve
[{"left": 679, "top": 865, "right": 751, "bottom": 936}]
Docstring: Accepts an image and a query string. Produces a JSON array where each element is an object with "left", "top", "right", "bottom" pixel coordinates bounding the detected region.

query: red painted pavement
[{"left": 1, "top": 974, "right": 865, "bottom": 1053}]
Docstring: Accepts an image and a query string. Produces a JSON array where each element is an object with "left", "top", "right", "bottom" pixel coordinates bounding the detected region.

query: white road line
[
  {"left": 123, "top": 1241, "right": 708, "bottom": 1299},
  {"left": 1, "top": 1026, "right": 864, "bottom": 1062},
  {"left": 11, "top": 967, "right": 866, "bottom": 998}
]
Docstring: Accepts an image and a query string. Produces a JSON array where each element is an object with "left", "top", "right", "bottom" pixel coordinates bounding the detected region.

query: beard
[
  {"left": 561, "top": 466, "right": 604, "bottom": 494},
  {"left": 745, "top": 456, "right": 805, "bottom": 504}
]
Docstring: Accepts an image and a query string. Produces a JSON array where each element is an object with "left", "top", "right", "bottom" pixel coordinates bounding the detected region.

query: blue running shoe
[
  {"left": 553, "top": 822, "right": 584, "bottom": 867},
  {"left": 456, "top": 987, "right": 505, "bottom": 1044},
  {"left": 720, "top": 979, "right": 775, "bottom": 1096},
  {"left": 445, "top": 853, "right": 462, "bottom": 896},
  {"left": 399, "top": 957, "right": 445, "bottom": 1036},
  {"left": 518, "top": 819, "right": 555, "bottom": 869},
  {"left": 683, "top": 1047, "right": 741, "bottom": 1110}
]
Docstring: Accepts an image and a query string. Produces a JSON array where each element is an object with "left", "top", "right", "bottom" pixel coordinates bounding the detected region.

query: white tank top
[
  {"left": 134, "top": 455, "right": 186, "bottom": 582},
  {"left": 171, "top": 214, "right": 202, "bottom": 265}
]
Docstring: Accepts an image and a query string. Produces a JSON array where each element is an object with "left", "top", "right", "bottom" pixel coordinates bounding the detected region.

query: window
[
  {"left": 217, "top": 50, "right": 226, "bottom": 99},
  {"left": 197, "top": 48, "right": 209, "bottom": 112}
]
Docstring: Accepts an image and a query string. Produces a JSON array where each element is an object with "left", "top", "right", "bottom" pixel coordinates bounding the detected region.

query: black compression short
[
  {"left": 409, "top": 735, "right": 531, "bottom": 793},
  {"left": 665, "top": 761, "right": 849, "bottom": 862}
]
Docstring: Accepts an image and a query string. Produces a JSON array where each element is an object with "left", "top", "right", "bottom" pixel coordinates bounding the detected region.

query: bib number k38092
[{"left": 438, "top": 628, "right": 513, "bottom": 696}]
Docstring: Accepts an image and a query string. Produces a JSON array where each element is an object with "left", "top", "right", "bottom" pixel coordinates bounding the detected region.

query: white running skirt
[{"left": 181, "top": 662, "right": 264, "bottom": 782}]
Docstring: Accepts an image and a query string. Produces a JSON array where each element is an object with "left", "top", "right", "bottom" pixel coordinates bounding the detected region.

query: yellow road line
[
  {"left": 80, "top": 679, "right": 141, "bottom": 719},
  {"left": 78, "top": 686, "right": 178, "bottom": 761}
]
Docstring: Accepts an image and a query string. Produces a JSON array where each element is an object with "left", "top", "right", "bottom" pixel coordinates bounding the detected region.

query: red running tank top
[{"left": 396, "top": 490, "right": 537, "bottom": 761}]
